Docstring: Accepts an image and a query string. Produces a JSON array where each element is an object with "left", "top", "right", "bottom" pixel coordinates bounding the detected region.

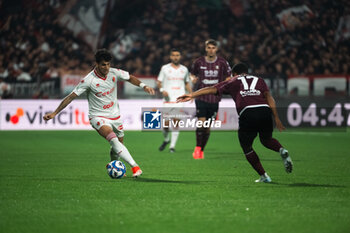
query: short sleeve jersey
[
  {"left": 191, "top": 56, "right": 231, "bottom": 103},
  {"left": 157, "top": 63, "right": 190, "bottom": 102},
  {"left": 72, "top": 68, "right": 129, "bottom": 118},
  {"left": 214, "top": 74, "right": 270, "bottom": 115}
]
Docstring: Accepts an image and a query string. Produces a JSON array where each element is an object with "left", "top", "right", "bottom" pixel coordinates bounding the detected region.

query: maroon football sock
[
  {"left": 196, "top": 128, "right": 204, "bottom": 147},
  {"left": 261, "top": 138, "right": 282, "bottom": 152},
  {"left": 201, "top": 131, "right": 210, "bottom": 151},
  {"left": 245, "top": 150, "right": 266, "bottom": 175}
]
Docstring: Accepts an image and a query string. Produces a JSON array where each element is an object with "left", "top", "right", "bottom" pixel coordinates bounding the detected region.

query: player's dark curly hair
[
  {"left": 232, "top": 63, "right": 248, "bottom": 74},
  {"left": 95, "top": 49, "right": 112, "bottom": 63},
  {"left": 170, "top": 48, "right": 181, "bottom": 54},
  {"left": 205, "top": 39, "right": 217, "bottom": 47}
]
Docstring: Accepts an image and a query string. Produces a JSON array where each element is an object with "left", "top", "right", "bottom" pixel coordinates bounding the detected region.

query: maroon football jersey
[
  {"left": 214, "top": 74, "right": 270, "bottom": 115},
  {"left": 191, "top": 56, "right": 231, "bottom": 103}
]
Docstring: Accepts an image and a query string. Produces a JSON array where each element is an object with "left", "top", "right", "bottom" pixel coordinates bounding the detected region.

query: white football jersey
[
  {"left": 157, "top": 63, "right": 190, "bottom": 102},
  {"left": 72, "top": 68, "right": 129, "bottom": 119}
]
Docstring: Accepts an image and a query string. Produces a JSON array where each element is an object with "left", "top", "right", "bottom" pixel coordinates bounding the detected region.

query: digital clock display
[{"left": 280, "top": 102, "right": 350, "bottom": 128}]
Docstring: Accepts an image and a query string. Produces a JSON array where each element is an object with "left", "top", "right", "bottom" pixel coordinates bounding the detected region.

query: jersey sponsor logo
[
  {"left": 168, "top": 77, "right": 184, "bottom": 81},
  {"left": 200, "top": 66, "right": 207, "bottom": 69},
  {"left": 103, "top": 101, "right": 114, "bottom": 109},
  {"left": 238, "top": 76, "right": 261, "bottom": 97},
  {"left": 95, "top": 87, "right": 115, "bottom": 97},
  {"left": 240, "top": 89, "right": 261, "bottom": 97},
  {"left": 204, "top": 70, "right": 218, "bottom": 77},
  {"left": 202, "top": 79, "right": 219, "bottom": 84}
]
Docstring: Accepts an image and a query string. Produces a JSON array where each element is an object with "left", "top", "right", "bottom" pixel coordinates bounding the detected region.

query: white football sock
[
  {"left": 163, "top": 129, "right": 170, "bottom": 142},
  {"left": 170, "top": 131, "right": 179, "bottom": 149},
  {"left": 110, "top": 147, "right": 120, "bottom": 161},
  {"left": 109, "top": 138, "right": 137, "bottom": 167}
]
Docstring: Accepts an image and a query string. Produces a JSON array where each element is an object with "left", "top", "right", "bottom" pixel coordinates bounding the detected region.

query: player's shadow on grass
[
  {"left": 2, "top": 175, "right": 206, "bottom": 184},
  {"left": 271, "top": 182, "right": 345, "bottom": 188},
  {"left": 288, "top": 183, "right": 346, "bottom": 188},
  {"left": 132, "top": 177, "right": 204, "bottom": 184},
  {"left": 209, "top": 152, "right": 243, "bottom": 159}
]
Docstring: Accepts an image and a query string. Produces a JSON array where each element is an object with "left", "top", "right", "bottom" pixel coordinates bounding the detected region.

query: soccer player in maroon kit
[
  {"left": 178, "top": 63, "right": 293, "bottom": 182},
  {"left": 191, "top": 39, "right": 231, "bottom": 159}
]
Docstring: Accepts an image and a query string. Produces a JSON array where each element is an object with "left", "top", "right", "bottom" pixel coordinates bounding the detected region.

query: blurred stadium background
[{"left": 0, "top": 0, "right": 349, "bottom": 99}]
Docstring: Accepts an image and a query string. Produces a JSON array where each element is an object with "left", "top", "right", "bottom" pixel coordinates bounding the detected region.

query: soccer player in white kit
[
  {"left": 157, "top": 48, "right": 192, "bottom": 153},
  {"left": 43, "top": 49, "right": 155, "bottom": 177}
]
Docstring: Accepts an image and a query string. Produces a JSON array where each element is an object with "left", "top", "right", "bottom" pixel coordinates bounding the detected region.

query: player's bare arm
[
  {"left": 177, "top": 86, "right": 217, "bottom": 103},
  {"left": 264, "top": 91, "right": 285, "bottom": 132},
  {"left": 190, "top": 74, "right": 198, "bottom": 84},
  {"left": 128, "top": 75, "right": 155, "bottom": 95},
  {"left": 43, "top": 92, "right": 78, "bottom": 121},
  {"left": 185, "top": 82, "right": 192, "bottom": 95},
  {"left": 184, "top": 82, "right": 193, "bottom": 103},
  {"left": 156, "top": 80, "right": 168, "bottom": 97}
]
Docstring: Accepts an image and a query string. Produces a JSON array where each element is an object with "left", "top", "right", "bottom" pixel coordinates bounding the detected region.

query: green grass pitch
[{"left": 0, "top": 129, "right": 349, "bottom": 233}]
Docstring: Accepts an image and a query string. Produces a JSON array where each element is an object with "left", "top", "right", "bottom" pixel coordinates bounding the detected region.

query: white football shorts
[
  {"left": 162, "top": 102, "right": 185, "bottom": 120},
  {"left": 89, "top": 116, "right": 124, "bottom": 137}
]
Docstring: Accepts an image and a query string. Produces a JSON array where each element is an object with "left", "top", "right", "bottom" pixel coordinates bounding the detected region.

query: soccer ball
[{"left": 106, "top": 160, "right": 126, "bottom": 179}]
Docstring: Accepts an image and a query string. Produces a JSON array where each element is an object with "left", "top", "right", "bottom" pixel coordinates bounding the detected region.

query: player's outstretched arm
[
  {"left": 128, "top": 75, "right": 155, "bottom": 95},
  {"left": 264, "top": 91, "right": 285, "bottom": 132},
  {"left": 177, "top": 86, "right": 217, "bottom": 103},
  {"left": 43, "top": 92, "right": 77, "bottom": 121}
]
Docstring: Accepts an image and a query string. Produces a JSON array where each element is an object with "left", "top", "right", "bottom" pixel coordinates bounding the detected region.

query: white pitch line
[{"left": 283, "top": 131, "right": 333, "bottom": 136}]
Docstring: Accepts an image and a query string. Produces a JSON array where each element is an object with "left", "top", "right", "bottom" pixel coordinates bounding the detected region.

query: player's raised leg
[
  {"left": 259, "top": 134, "right": 293, "bottom": 173},
  {"left": 110, "top": 137, "right": 124, "bottom": 161},
  {"left": 280, "top": 148, "right": 293, "bottom": 173},
  {"left": 98, "top": 125, "right": 142, "bottom": 177},
  {"left": 110, "top": 147, "right": 119, "bottom": 161}
]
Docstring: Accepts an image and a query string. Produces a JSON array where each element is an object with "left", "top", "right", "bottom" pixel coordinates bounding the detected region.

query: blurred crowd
[
  {"left": 0, "top": 0, "right": 93, "bottom": 94},
  {"left": 0, "top": 0, "right": 349, "bottom": 98},
  {"left": 114, "top": 0, "right": 350, "bottom": 77}
]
